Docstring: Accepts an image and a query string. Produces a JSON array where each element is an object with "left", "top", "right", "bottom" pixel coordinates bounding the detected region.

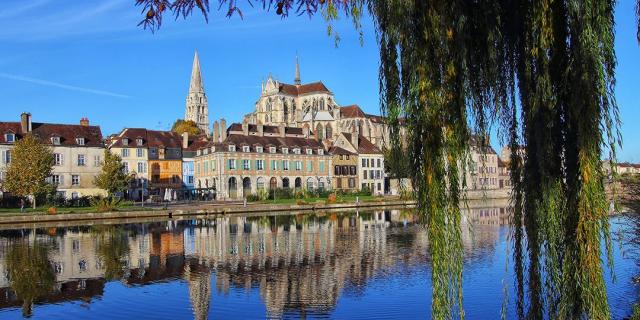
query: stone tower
[{"left": 185, "top": 51, "right": 209, "bottom": 135}]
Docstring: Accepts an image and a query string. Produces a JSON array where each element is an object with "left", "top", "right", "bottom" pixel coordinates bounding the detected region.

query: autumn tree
[
  {"left": 4, "top": 134, "right": 54, "bottom": 209},
  {"left": 171, "top": 119, "right": 202, "bottom": 136},
  {"left": 6, "top": 241, "right": 55, "bottom": 317},
  {"left": 132, "top": 1, "right": 640, "bottom": 319},
  {"left": 94, "top": 150, "right": 131, "bottom": 197}
]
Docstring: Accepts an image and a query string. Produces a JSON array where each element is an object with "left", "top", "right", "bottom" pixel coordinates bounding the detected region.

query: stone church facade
[
  {"left": 184, "top": 51, "right": 210, "bottom": 135},
  {"left": 242, "top": 58, "right": 393, "bottom": 150}
]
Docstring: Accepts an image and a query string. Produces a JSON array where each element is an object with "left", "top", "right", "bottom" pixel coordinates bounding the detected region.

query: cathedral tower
[{"left": 185, "top": 51, "right": 209, "bottom": 135}]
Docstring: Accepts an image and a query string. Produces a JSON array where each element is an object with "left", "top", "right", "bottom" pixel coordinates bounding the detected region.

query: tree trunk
[{"left": 32, "top": 195, "right": 36, "bottom": 209}]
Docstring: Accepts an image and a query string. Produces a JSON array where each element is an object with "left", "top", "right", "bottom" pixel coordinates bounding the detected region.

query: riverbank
[{"left": 0, "top": 198, "right": 417, "bottom": 226}]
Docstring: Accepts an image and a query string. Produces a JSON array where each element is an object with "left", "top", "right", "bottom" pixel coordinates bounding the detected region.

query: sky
[{"left": 0, "top": 0, "right": 638, "bottom": 161}]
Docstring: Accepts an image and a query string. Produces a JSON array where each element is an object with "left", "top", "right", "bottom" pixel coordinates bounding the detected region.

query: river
[{"left": 0, "top": 205, "right": 636, "bottom": 319}]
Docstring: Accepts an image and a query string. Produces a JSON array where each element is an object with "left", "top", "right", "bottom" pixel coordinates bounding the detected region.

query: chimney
[
  {"left": 213, "top": 121, "right": 220, "bottom": 142},
  {"left": 257, "top": 124, "right": 264, "bottom": 137},
  {"left": 182, "top": 132, "right": 189, "bottom": 149},
  {"left": 80, "top": 117, "right": 89, "bottom": 126},
  {"left": 242, "top": 122, "right": 249, "bottom": 136},
  {"left": 279, "top": 124, "right": 286, "bottom": 137},
  {"left": 351, "top": 128, "right": 359, "bottom": 151},
  {"left": 220, "top": 118, "right": 227, "bottom": 141},
  {"left": 20, "top": 112, "right": 32, "bottom": 133}
]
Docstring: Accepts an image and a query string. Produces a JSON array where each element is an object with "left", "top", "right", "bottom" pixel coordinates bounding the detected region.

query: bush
[
  {"left": 268, "top": 188, "right": 293, "bottom": 200},
  {"left": 246, "top": 194, "right": 260, "bottom": 202},
  {"left": 91, "top": 197, "right": 121, "bottom": 213},
  {"left": 326, "top": 193, "right": 337, "bottom": 205}
]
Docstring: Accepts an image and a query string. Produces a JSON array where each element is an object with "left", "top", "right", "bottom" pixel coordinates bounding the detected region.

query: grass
[{"left": 0, "top": 202, "right": 146, "bottom": 215}]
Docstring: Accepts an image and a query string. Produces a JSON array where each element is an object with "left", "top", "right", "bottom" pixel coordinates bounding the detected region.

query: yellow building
[{"left": 329, "top": 146, "right": 358, "bottom": 192}]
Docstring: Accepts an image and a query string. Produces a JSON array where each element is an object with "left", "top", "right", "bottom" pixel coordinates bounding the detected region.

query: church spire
[
  {"left": 189, "top": 51, "right": 204, "bottom": 93},
  {"left": 294, "top": 55, "right": 301, "bottom": 85}
]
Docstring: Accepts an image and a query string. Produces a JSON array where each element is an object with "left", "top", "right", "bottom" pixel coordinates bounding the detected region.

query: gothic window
[
  {"left": 325, "top": 124, "right": 333, "bottom": 139},
  {"left": 316, "top": 123, "right": 324, "bottom": 140},
  {"left": 319, "top": 98, "right": 325, "bottom": 110}
]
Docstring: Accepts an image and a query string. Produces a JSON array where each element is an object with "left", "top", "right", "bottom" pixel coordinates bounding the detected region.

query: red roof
[
  {"left": 0, "top": 121, "right": 103, "bottom": 147},
  {"left": 341, "top": 105, "right": 366, "bottom": 118},
  {"left": 278, "top": 81, "right": 330, "bottom": 96},
  {"left": 341, "top": 133, "right": 382, "bottom": 154}
]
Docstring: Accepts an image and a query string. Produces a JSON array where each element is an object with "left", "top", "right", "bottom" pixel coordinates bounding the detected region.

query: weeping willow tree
[{"left": 133, "top": 0, "right": 638, "bottom": 318}]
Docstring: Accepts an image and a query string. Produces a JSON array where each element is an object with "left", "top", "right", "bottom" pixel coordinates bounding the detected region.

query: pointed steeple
[
  {"left": 294, "top": 55, "right": 301, "bottom": 85},
  {"left": 189, "top": 51, "right": 204, "bottom": 93}
]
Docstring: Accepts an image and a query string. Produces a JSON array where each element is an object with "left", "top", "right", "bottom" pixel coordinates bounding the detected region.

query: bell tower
[{"left": 185, "top": 50, "right": 209, "bottom": 135}]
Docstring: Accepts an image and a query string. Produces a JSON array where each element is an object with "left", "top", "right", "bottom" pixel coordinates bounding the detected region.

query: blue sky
[{"left": 0, "top": 0, "right": 638, "bottom": 161}]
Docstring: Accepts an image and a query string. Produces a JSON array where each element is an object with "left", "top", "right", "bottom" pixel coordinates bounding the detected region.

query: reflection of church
[{"left": 242, "top": 58, "right": 393, "bottom": 150}]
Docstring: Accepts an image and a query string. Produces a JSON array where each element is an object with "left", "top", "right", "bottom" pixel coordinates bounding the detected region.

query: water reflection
[{"left": 0, "top": 203, "right": 536, "bottom": 319}]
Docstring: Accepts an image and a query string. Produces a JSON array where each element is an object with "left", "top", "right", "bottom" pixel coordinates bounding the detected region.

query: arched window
[
  {"left": 243, "top": 177, "right": 252, "bottom": 196},
  {"left": 306, "top": 177, "right": 315, "bottom": 190},
  {"left": 257, "top": 177, "right": 265, "bottom": 191},
  {"left": 228, "top": 177, "right": 237, "bottom": 199},
  {"left": 269, "top": 177, "right": 277, "bottom": 190},
  {"left": 316, "top": 123, "right": 324, "bottom": 140},
  {"left": 295, "top": 177, "right": 302, "bottom": 192},
  {"left": 282, "top": 177, "right": 290, "bottom": 189},
  {"left": 325, "top": 124, "right": 333, "bottom": 140}
]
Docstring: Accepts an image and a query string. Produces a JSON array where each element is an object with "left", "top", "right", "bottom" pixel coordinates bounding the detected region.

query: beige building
[
  {"left": 0, "top": 113, "right": 106, "bottom": 199},
  {"left": 195, "top": 122, "right": 332, "bottom": 199},
  {"left": 332, "top": 131, "right": 385, "bottom": 195},
  {"left": 329, "top": 145, "right": 358, "bottom": 192},
  {"left": 467, "top": 136, "right": 500, "bottom": 190},
  {"left": 107, "top": 128, "right": 150, "bottom": 200}
]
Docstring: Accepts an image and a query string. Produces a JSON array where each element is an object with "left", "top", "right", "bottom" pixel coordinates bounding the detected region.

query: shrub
[
  {"left": 326, "top": 193, "right": 337, "bottom": 205},
  {"left": 246, "top": 194, "right": 260, "bottom": 202},
  {"left": 295, "top": 199, "right": 307, "bottom": 205},
  {"left": 91, "top": 197, "right": 121, "bottom": 213}
]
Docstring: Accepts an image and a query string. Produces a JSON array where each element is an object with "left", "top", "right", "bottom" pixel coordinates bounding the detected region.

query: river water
[{"left": 0, "top": 206, "right": 636, "bottom": 319}]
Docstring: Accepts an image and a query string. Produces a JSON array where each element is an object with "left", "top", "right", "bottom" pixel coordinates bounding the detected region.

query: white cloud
[{"left": 0, "top": 72, "right": 130, "bottom": 98}]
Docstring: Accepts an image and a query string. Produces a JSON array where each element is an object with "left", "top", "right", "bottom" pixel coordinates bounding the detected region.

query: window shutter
[{"left": 60, "top": 175, "right": 65, "bottom": 185}]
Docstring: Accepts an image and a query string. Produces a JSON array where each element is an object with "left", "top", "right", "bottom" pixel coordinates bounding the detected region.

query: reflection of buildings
[{"left": 0, "top": 206, "right": 511, "bottom": 318}]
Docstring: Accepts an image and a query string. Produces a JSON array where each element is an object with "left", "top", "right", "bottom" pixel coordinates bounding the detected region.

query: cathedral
[
  {"left": 185, "top": 51, "right": 210, "bottom": 135},
  {"left": 242, "top": 57, "right": 393, "bottom": 150}
]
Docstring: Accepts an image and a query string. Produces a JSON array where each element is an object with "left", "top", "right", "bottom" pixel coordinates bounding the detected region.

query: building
[
  {"left": 332, "top": 131, "right": 385, "bottom": 195},
  {"left": 0, "top": 113, "right": 106, "bottom": 199},
  {"left": 106, "top": 128, "right": 150, "bottom": 200},
  {"left": 194, "top": 122, "right": 332, "bottom": 199},
  {"left": 467, "top": 135, "right": 500, "bottom": 190},
  {"left": 182, "top": 132, "right": 210, "bottom": 197},
  {"left": 603, "top": 161, "right": 640, "bottom": 176},
  {"left": 242, "top": 58, "right": 394, "bottom": 150},
  {"left": 329, "top": 145, "right": 358, "bottom": 192},
  {"left": 184, "top": 51, "right": 210, "bottom": 135}
]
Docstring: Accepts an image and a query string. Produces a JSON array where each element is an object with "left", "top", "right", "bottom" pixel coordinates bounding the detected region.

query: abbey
[
  {"left": 242, "top": 58, "right": 391, "bottom": 150},
  {"left": 184, "top": 51, "right": 210, "bottom": 135}
]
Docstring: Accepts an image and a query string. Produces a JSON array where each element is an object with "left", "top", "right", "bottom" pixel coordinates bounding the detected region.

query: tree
[
  {"left": 132, "top": 1, "right": 639, "bottom": 318},
  {"left": 171, "top": 119, "right": 202, "bottom": 136},
  {"left": 4, "top": 134, "right": 54, "bottom": 209},
  {"left": 94, "top": 150, "right": 131, "bottom": 197},
  {"left": 6, "top": 241, "right": 55, "bottom": 317}
]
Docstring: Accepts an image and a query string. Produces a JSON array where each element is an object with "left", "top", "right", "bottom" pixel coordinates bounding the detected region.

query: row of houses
[{"left": 0, "top": 113, "right": 386, "bottom": 200}]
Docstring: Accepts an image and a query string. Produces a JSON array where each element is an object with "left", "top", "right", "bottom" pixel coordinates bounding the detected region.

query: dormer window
[
  {"left": 4, "top": 133, "right": 15, "bottom": 143},
  {"left": 211, "top": 146, "right": 216, "bottom": 153},
  {"left": 293, "top": 148, "right": 301, "bottom": 155},
  {"left": 228, "top": 145, "right": 236, "bottom": 152},
  {"left": 51, "top": 136, "right": 61, "bottom": 145},
  {"left": 306, "top": 148, "right": 312, "bottom": 155},
  {"left": 122, "top": 138, "right": 129, "bottom": 146},
  {"left": 197, "top": 150, "right": 202, "bottom": 156},
  {"left": 203, "top": 148, "right": 209, "bottom": 155},
  {"left": 269, "top": 147, "right": 276, "bottom": 154},
  {"left": 282, "top": 147, "right": 289, "bottom": 154},
  {"left": 76, "top": 137, "right": 85, "bottom": 146},
  {"left": 318, "top": 149, "right": 324, "bottom": 155},
  {"left": 136, "top": 138, "right": 143, "bottom": 146},
  {"left": 242, "top": 146, "right": 250, "bottom": 153},
  {"left": 256, "top": 146, "right": 263, "bottom": 153}
]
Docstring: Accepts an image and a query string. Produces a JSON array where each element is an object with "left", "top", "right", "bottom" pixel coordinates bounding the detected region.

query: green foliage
[
  {"left": 94, "top": 150, "right": 131, "bottom": 196},
  {"left": 4, "top": 134, "right": 54, "bottom": 208},
  {"left": 91, "top": 196, "right": 122, "bottom": 213},
  {"left": 93, "top": 227, "right": 131, "bottom": 280},
  {"left": 6, "top": 241, "right": 55, "bottom": 317},
  {"left": 171, "top": 119, "right": 202, "bottom": 136}
]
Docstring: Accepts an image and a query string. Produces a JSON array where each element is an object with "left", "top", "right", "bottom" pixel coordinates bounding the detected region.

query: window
[
  {"left": 121, "top": 148, "right": 129, "bottom": 157},
  {"left": 256, "top": 146, "right": 263, "bottom": 153},
  {"left": 319, "top": 160, "right": 325, "bottom": 173},
  {"left": 2, "top": 150, "right": 10, "bottom": 164},
  {"left": 228, "top": 145, "right": 236, "bottom": 152},
  {"left": 51, "top": 175, "right": 62, "bottom": 185},
  {"left": 136, "top": 138, "right": 143, "bottom": 146},
  {"left": 283, "top": 160, "right": 290, "bottom": 171},
  {"left": 228, "top": 159, "right": 236, "bottom": 169},
  {"left": 337, "top": 178, "right": 343, "bottom": 188},
  {"left": 318, "top": 149, "right": 324, "bottom": 155},
  {"left": 72, "top": 192, "right": 79, "bottom": 199},
  {"left": 346, "top": 155, "right": 350, "bottom": 160},
  {"left": 271, "top": 160, "right": 278, "bottom": 170},
  {"left": 376, "top": 170, "right": 381, "bottom": 179},
  {"left": 269, "top": 147, "right": 276, "bottom": 153},
  {"left": 51, "top": 136, "right": 61, "bottom": 145},
  {"left": 123, "top": 162, "right": 129, "bottom": 173},
  {"left": 370, "top": 171, "right": 374, "bottom": 179},
  {"left": 339, "top": 155, "right": 343, "bottom": 160},
  {"left": 363, "top": 170, "right": 367, "bottom": 180},
  {"left": 306, "top": 149, "right": 312, "bottom": 155},
  {"left": 204, "top": 161, "right": 209, "bottom": 173},
  {"left": 122, "top": 138, "right": 129, "bottom": 146},
  {"left": 136, "top": 148, "right": 144, "bottom": 157},
  {"left": 362, "top": 158, "right": 367, "bottom": 167},
  {"left": 5, "top": 133, "right": 14, "bottom": 143},
  {"left": 349, "top": 178, "right": 356, "bottom": 188},
  {"left": 197, "top": 150, "right": 202, "bottom": 156},
  {"left": 210, "top": 160, "right": 216, "bottom": 171},
  {"left": 350, "top": 166, "right": 357, "bottom": 176},
  {"left": 243, "top": 146, "right": 250, "bottom": 152},
  {"left": 282, "top": 147, "right": 288, "bottom": 154},
  {"left": 72, "top": 175, "right": 80, "bottom": 186},
  {"left": 293, "top": 148, "right": 301, "bottom": 154},
  {"left": 378, "top": 183, "right": 382, "bottom": 191},
  {"left": 295, "top": 161, "right": 302, "bottom": 171},
  {"left": 94, "top": 155, "right": 101, "bottom": 166},
  {"left": 53, "top": 153, "right": 63, "bottom": 166},
  {"left": 77, "top": 154, "right": 86, "bottom": 166},
  {"left": 76, "top": 137, "right": 85, "bottom": 145},
  {"left": 257, "top": 159, "right": 264, "bottom": 170},
  {"left": 377, "top": 159, "right": 381, "bottom": 167},
  {"left": 243, "top": 159, "right": 250, "bottom": 170},
  {"left": 203, "top": 148, "right": 208, "bottom": 155},
  {"left": 335, "top": 165, "right": 341, "bottom": 175},
  {"left": 307, "top": 160, "right": 312, "bottom": 172},
  {"left": 137, "top": 162, "right": 146, "bottom": 173}
]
